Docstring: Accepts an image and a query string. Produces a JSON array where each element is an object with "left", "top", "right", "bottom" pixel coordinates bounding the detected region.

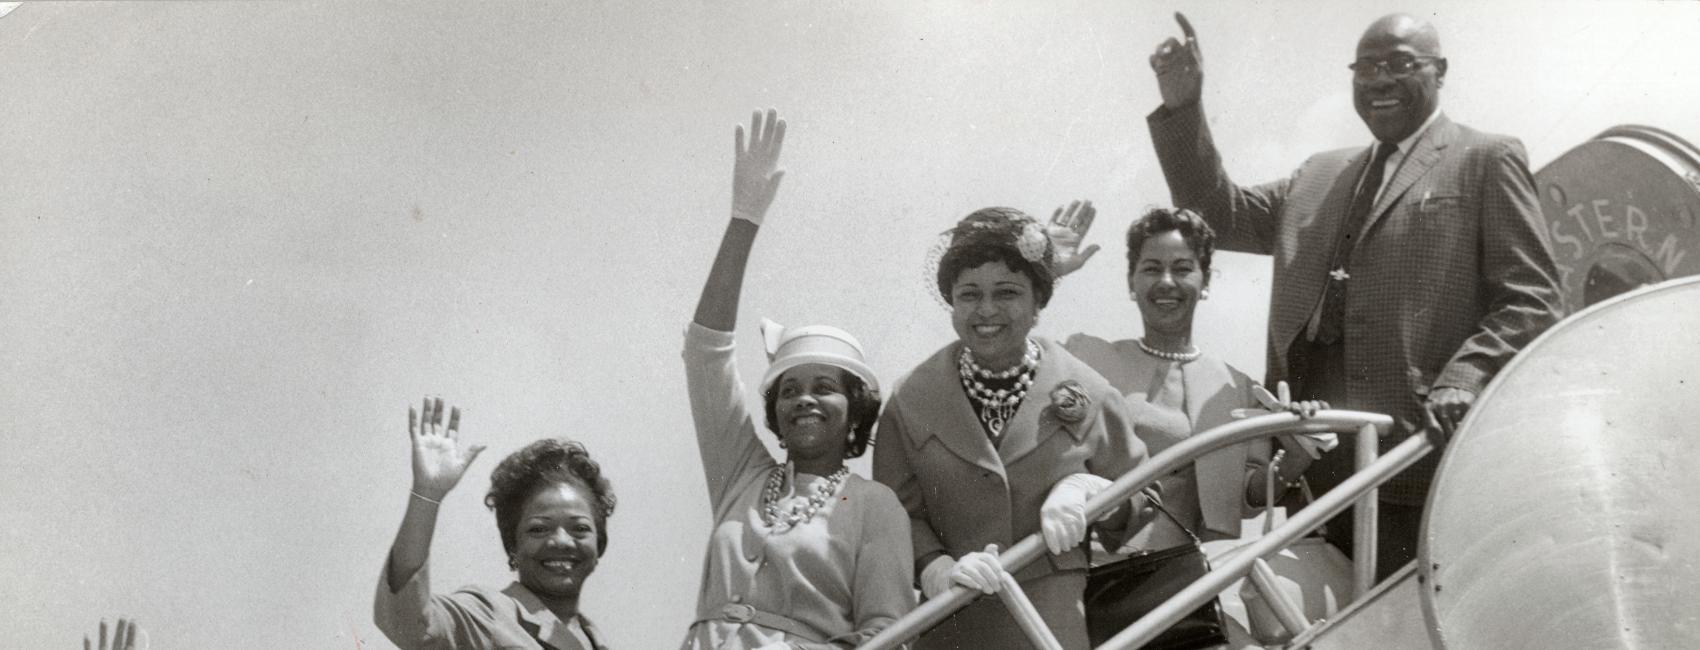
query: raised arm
[
  {"left": 1150, "top": 12, "right": 1203, "bottom": 111},
  {"left": 684, "top": 109, "right": 790, "bottom": 511},
  {"left": 374, "top": 397, "right": 490, "bottom": 647},
  {"left": 693, "top": 108, "right": 787, "bottom": 331},
  {"left": 1145, "top": 13, "right": 1291, "bottom": 255},
  {"left": 383, "top": 397, "right": 485, "bottom": 592}
]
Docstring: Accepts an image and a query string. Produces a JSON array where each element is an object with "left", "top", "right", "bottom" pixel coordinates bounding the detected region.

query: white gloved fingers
[
  {"left": 950, "top": 545, "right": 1004, "bottom": 594},
  {"left": 920, "top": 554, "right": 956, "bottom": 599},
  {"left": 1041, "top": 505, "right": 1087, "bottom": 555},
  {"left": 1042, "top": 517, "right": 1065, "bottom": 555},
  {"left": 950, "top": 555, "right": 997, "bottom": 593},
  {"left": 952, "top": 558, "right": 999, "bottom": 595}
]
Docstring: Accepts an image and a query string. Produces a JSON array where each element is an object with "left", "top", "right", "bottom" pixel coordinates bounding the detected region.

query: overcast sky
[{"left": 3, "top": 2, "right": 1697, "bottom": 648}]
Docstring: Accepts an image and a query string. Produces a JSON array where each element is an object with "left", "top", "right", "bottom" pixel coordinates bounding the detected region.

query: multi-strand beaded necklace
[
  {"left": 956, "top": 339, "right": 1041, "bottom": 439},
  {"left": 759, "top": 463, "right": 851, "bottom": 533}
]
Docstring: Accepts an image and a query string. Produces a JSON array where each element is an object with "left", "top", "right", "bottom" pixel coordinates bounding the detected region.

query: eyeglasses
[{"left": 1348, "top": 55, "right": 1442, "bottom": 80}]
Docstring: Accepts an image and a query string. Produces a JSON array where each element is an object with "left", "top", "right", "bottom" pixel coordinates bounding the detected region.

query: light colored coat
[
  {"left": 681, "top": 324, "right": 914, "bottom": 649},
  {"left": 873, "top": 337, "right": 1148, "bottom": 648},
  {"left": 1065, "top": 335, "right": 1268, "bottom": 542}
]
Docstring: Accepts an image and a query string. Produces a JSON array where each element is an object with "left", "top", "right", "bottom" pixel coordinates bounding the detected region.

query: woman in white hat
[{"left": 679, "top": 109, "right": 914, "bottom": 649}]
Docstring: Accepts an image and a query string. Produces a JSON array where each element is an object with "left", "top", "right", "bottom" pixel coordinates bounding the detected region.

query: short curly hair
[
  {"left": 762, "top": 369, "right": 882, "bottom": 458},
  {"left": 1125, "top": 207, "right": 1217, "bottom": 282},
  {"left": 485, "top": 438, "right": 617, "bottom": 566},
  {"left": 936, "top": 207, "right": 1057, "bottom": 308}
]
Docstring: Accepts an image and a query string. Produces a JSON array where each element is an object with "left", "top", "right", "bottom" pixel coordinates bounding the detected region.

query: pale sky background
[{"left": 3, "top": 2, "right": 1697, "bottom": 648}]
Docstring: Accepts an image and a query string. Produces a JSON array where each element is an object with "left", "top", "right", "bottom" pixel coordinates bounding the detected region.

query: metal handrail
[
  {"left": 1099, "top": 431, "right": 1434, "bottom": 649},
  {"left": 1353, "top": 424, "right": 1381, "bottom": 593},
  {"left": 858, "top": 410, "right": 1397, "bottom": 650}
]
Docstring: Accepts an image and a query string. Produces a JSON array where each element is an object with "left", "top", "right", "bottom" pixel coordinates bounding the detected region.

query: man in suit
[{"left": 1144, "top": 13, "right": 1564, "bottom": 577}]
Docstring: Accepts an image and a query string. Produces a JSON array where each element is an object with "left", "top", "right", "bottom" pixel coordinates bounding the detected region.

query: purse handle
[
  {"left": 1261, "top": 448, "right": 1316, "bottom": 536},
  {"left": 1143, "top": 486, "right": 1203, "bottom": 547}
]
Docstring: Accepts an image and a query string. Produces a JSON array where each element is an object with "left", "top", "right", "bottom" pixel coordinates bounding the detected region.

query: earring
[
  {"left": 778, "top": 439, "right": 787, "bottom": 450},
  {"left": 1200, "top": 288, "right": 1210, "bottom": 299},
  {"left": 1129, "top": 290, "right": 1139, "bottom": 301}
]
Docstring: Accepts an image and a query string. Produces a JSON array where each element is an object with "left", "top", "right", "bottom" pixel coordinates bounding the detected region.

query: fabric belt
[{"left": 694, "top": 602, "right": 825, "bottom": 644}]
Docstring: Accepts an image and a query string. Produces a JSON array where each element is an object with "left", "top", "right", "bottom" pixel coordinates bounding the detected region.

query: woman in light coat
[{"left": 873, "top": 207, "right": 1152, "bottom": 649}]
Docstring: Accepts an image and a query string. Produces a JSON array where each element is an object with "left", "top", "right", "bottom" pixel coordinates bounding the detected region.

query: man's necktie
[{"left": 1312, "top": 141, "right": 1397, "bottom": 345}]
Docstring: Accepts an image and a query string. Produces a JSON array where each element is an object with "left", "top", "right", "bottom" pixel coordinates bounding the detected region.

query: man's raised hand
[{"left": 1150, "top": 12, "right": 1203, "bottom": 109}]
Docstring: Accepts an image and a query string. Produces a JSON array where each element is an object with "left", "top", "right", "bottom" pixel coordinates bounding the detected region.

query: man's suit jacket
[
  {"left": 1148, "top": 104, "right": 1564, "bottom": 504},
  {"left": 872, "top": 337, "right": 1149, "bottom": 581}
]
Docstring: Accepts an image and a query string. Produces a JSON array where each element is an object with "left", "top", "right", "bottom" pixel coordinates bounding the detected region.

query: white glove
[
  {"left": 950, "top": 544, "right": 1005, "bottom": 594},
  {"left": 730, "top": 109, "right": 786, "bottom": 225},
  {"left": 922, "top": 546, "right": 1005, "bottom": 597},
  {"left": 1041, "top": 473, "right": 1112, "bottom": 555},
  {"left": 920, "top": 555, "right": 956, "bottom": 599}
]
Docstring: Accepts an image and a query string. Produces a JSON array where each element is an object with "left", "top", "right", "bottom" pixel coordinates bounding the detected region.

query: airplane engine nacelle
[
  {"left": 1536, "top": 125, "right": 1700, "bottom": 310},
  {"left": 1419, "top": 276, "right": 1700, "bottom": 648}
]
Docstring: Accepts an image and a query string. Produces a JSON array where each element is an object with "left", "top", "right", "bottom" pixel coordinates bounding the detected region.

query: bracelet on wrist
[{"left": 410, "top": 490, "right": 443, "bottom": 506}]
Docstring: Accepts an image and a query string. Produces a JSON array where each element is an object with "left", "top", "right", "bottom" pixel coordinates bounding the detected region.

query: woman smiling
[
  {"left": 375, "top": 398, "right": 617, "bottom": 650},
  {"left": 1051, "top": 206, "right": 1327, "bottom": 548},
  {"left": 679, "top": 109, "right": 913, "bottom": 649},
  {"left": 873, "top": 207, "right": 1152, "bottom": 649}
]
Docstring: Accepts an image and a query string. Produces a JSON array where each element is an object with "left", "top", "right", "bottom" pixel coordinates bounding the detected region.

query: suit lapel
[
  {"left": 1362, "top": 115, "right": 1456, "bottom": 238},
  {"left": 902, "top": 345, "right": 1006, "bottom": 477},
  {"left": 1182, "top": 359, "right": 1251, "bottom": 535},
  {"left": 503, "top": 582, "right": 581, "bottom": 650},
  {"left": 998, "top": 339, "right": 1081, "bottom": 466},
  {"left": 1274, "top": 149, "right": 1370, "bottom": 357}
]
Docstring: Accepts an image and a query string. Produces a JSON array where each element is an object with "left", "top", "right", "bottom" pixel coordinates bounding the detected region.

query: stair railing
[{"left": 859, "top": 409, "right": 1432, "bottom": 649}]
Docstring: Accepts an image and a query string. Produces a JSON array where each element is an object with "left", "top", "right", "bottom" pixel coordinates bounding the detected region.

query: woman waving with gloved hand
[{"left": 679, "top": 109, "right": 914, "bottom": 649}]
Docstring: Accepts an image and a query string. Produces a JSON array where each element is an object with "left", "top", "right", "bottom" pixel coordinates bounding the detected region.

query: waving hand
[
  {"left": 1047, "top": 199, "right": 1100, "bottom": 278},
  {"left": 85, "top": 618, "right": 147, "bottom": 650},
  {"left": 408, "top": 396, "right": 485, "bottom": 501},
  {"left": 731, "top": 109, "right": 787, "bottom": 225}
]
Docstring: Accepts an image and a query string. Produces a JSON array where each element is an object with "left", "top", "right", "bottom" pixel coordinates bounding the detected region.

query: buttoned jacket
[
  {"left": 873, "top": 338, "right": 1149, "bottom": 581},
  {"left": 1148, "top": 104, "right": 1564, "bottom": 503}
]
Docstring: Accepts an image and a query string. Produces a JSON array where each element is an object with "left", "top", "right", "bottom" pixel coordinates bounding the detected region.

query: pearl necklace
[
  {"left": 1137, "top": 337, "right": 1202, "bottom": 363},
  {"left": 957, "top": 340, "right": 1040, "bottom": 438},
  {"left": 760, "top": 463, "right": 850, "bottom": 532}
]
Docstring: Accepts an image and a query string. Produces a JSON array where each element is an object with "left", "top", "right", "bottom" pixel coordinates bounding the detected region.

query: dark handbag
[{"left": 1084, "top": 497, "right": 1229, "bottom": 649}]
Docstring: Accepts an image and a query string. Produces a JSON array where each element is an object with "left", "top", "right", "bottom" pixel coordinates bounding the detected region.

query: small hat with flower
[{"left": 925, "top": 206, "right": 1058, "bottom": 309}]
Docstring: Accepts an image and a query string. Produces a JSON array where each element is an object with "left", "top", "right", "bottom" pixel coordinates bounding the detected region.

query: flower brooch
[{"left": 1049, "top": 380, "right": 1090, "bottom": 424}]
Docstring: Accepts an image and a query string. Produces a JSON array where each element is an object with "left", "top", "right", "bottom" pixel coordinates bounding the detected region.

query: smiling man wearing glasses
[{"left": 1143, "top": 12, "right": 1564, "bottom": 578}]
